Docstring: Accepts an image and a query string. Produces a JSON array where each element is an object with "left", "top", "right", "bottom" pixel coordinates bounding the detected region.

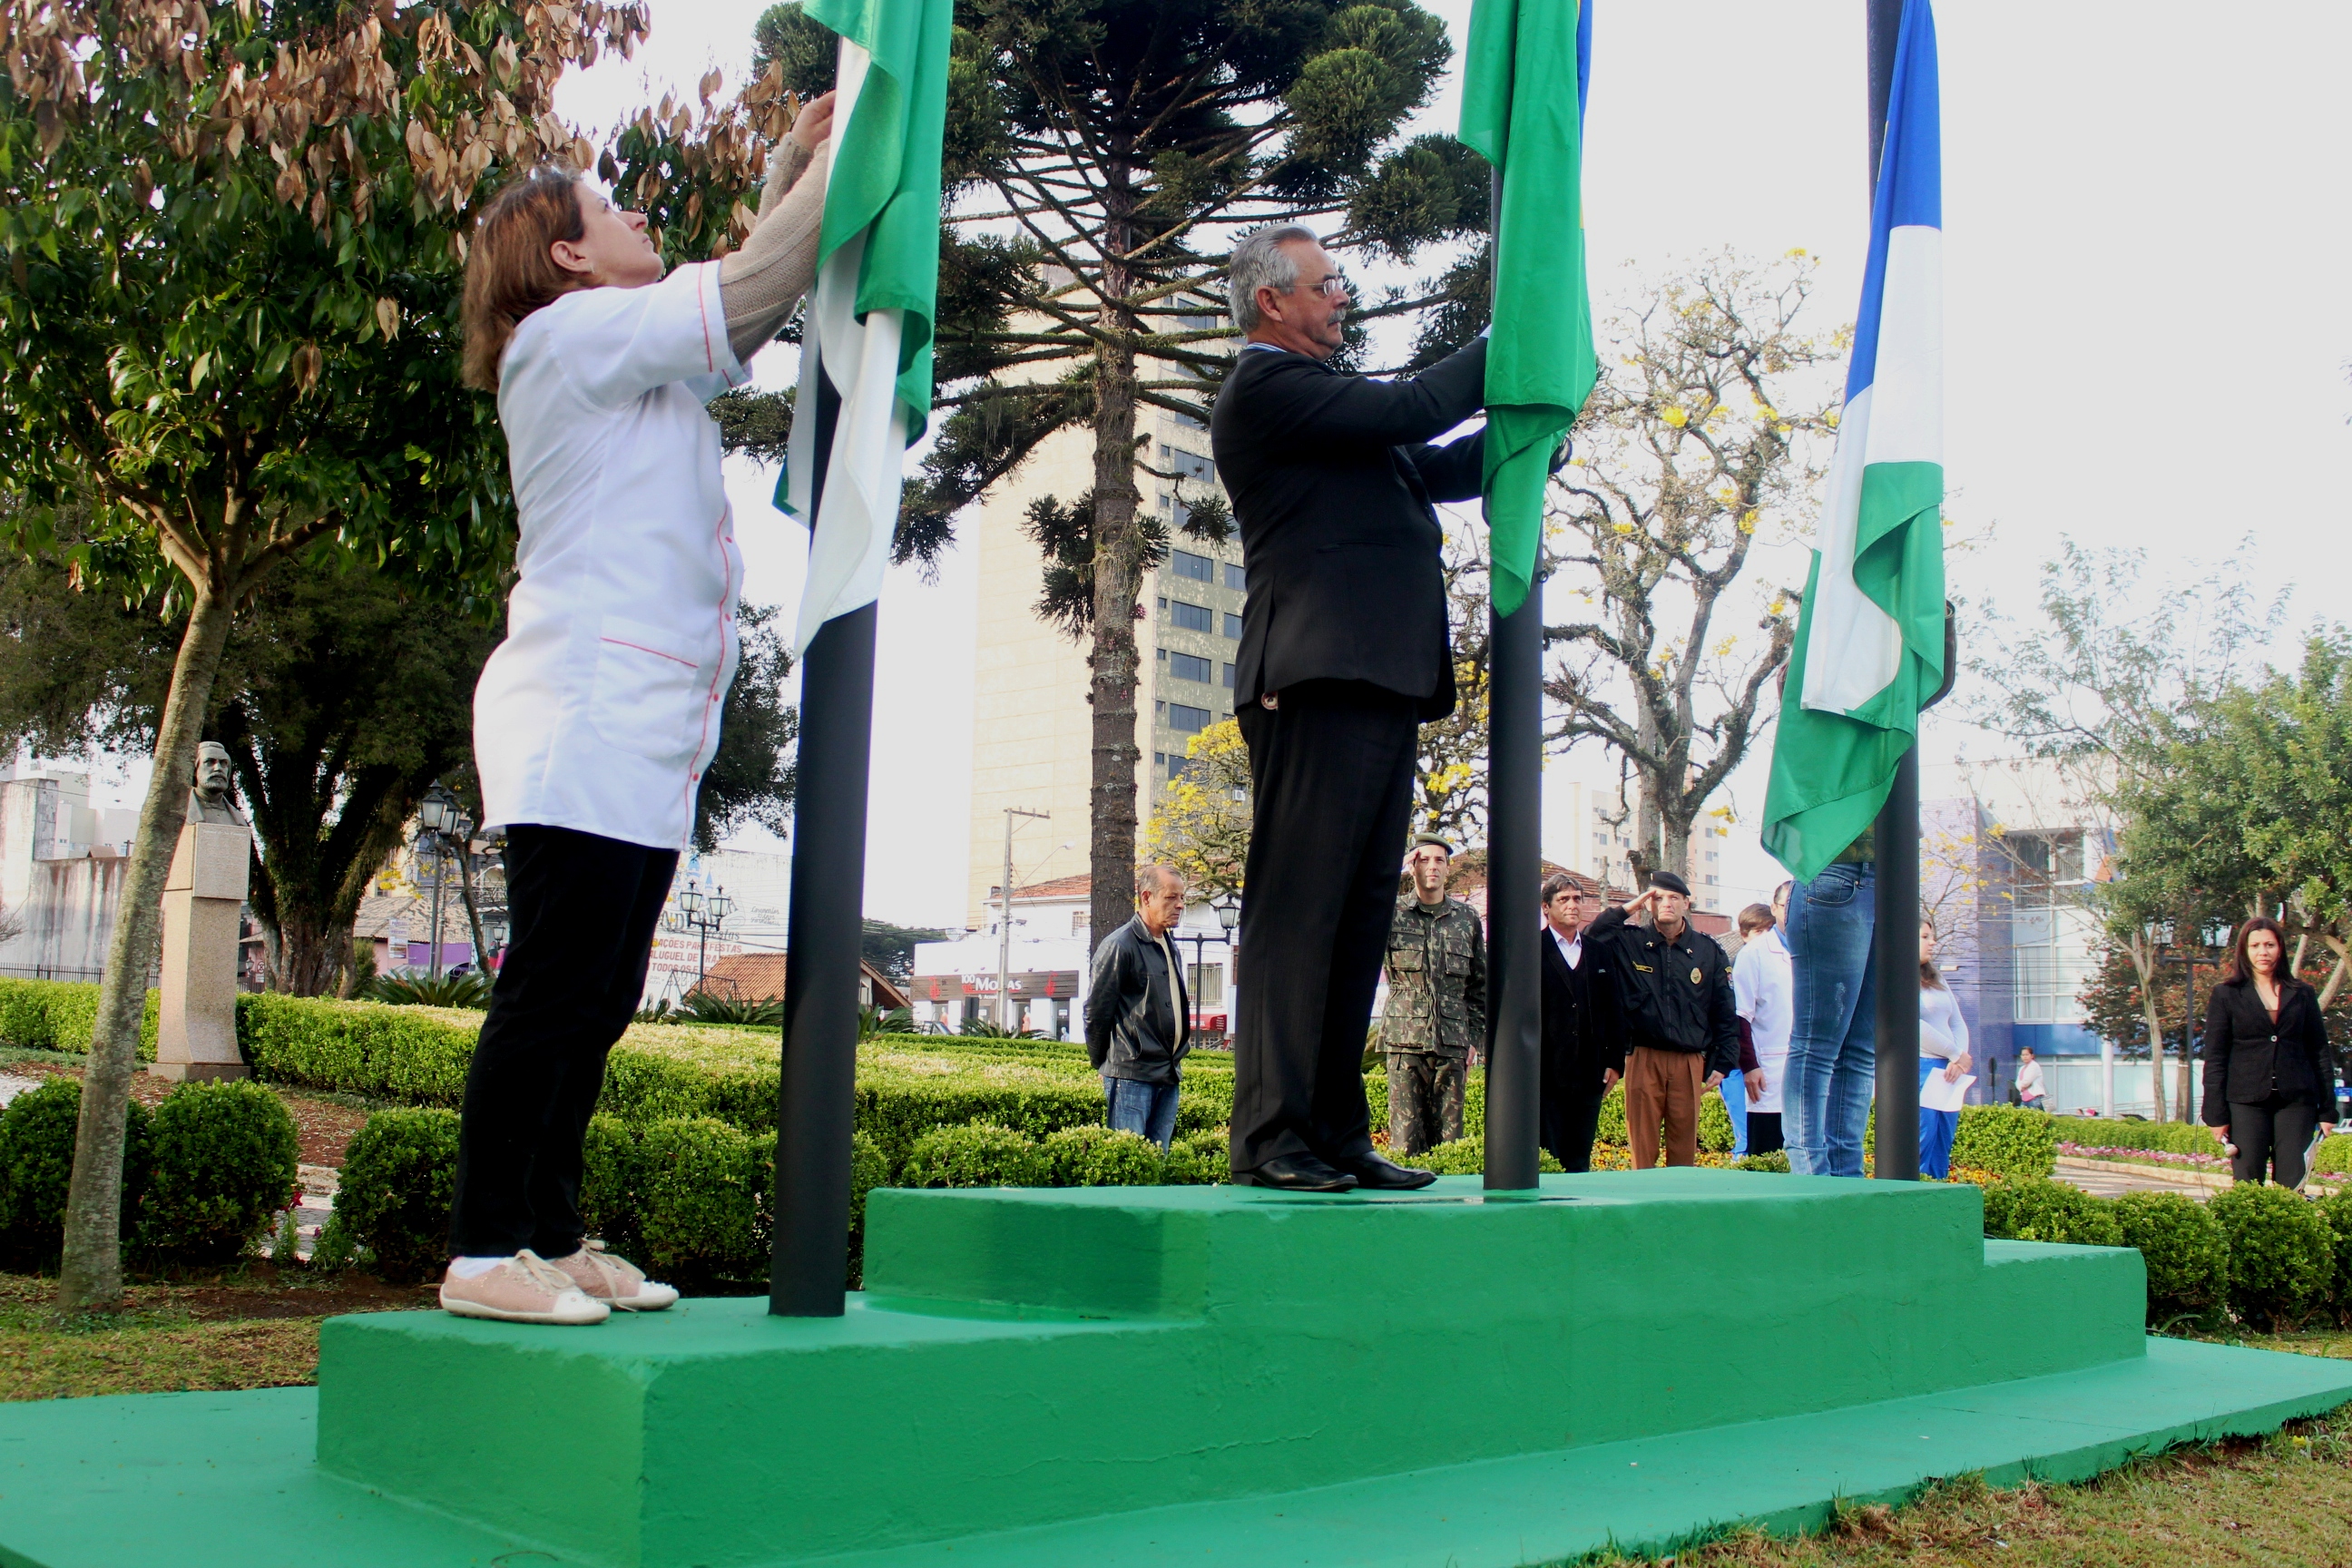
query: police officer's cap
[
  {"left": 1646, "top": 870, "right": 1692, "bottom": 897},
  {"left": 1409, "top": 834, "right": 1454, "bottom": 857}
]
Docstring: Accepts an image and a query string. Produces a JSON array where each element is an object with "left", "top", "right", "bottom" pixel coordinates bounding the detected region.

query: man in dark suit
[
  {"left": 1538, "top": 872, "right": 1619, "bottom": 1172},
  {"left": 1211, "top": 222, "right": 1487, "bottom": 1191}
]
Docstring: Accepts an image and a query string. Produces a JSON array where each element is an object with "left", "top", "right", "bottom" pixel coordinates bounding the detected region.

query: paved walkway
[{"left": 2054, "top": 1155, "right": 2225, "bottom": 1199}]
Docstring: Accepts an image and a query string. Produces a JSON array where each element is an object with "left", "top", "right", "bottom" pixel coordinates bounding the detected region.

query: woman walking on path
[
  {"left": 1917, "top": 922, "right": 1970, "bottom": 1180},
  {"left": 438, "top": 91, "right": 838, "bottom": 1325},
  {"left": 2203, "top": 916, "right": 2336, "bottom": 1188},
  {"left": 1730, "top": 903, "right": 1791, "bottom": 1157}
]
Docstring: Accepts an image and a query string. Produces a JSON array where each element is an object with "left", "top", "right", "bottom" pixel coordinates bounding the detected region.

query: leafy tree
[
  {"left": 1542, "top": 253, "right": 1838, "bottom": 884},
  {"left": 861, "top": 919, "right": 949, "bottom": 985},
  {"left": 694, "top": 603, "right": 800, "bottom": 854},
  {"left": 1411, "top": 533, "right": 1493, "bottom": 846},
  {"left": 0, "top": 0, "right": 784, "bottom": 1308},
  {"left": 1969, "top": 543, "right": 2281, "bottom": 1121},
  {"left": 756, "top": 0, "right": 1487, "bottom": 946},
  {"left": 1144, "top": 720, "right": 1252, "bottom": 901}
]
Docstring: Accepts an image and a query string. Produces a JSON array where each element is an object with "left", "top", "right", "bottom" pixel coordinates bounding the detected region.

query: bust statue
[{"left": 187, "top": 741, "right": 249, "bottom": 827}]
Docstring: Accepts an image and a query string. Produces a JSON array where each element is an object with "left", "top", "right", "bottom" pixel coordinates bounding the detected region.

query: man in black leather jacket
[
  {"left": 1210, "top": 222, "right": 1487, "bottom": 1193},
  {"left": 1084, "top": 865, "right": 1191, "bottom": 1148}
]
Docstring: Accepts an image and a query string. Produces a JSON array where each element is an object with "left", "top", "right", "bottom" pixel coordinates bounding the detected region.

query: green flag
[{"left": 1459, "top": 0, "right": 1596, "bottom": 617}]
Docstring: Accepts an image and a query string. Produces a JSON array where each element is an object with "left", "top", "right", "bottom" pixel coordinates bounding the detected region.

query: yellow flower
[
  {"left": 1739, "top": 509, "right": 1759, "bottom": 534},
  {"left": 1661, "top": 407, "right": 1688, "bottom": 428}
]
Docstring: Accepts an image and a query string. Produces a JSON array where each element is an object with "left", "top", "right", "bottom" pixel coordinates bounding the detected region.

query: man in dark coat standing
[
  {"left": 1538, "top": 872, "right": 1618, "bottom": 1172},
  {"left": 1211, "top": 222, "right": 1487, "bottom": 1191}
]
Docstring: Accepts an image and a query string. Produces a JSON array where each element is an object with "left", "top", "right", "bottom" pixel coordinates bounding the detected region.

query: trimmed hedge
[
  {"left": 320, "top": 1109, "right": 458, "bottom": 1284},
  {"left": 2210, "top": 1182, "right": 2337, "bottom": 1329},
  {"left": 904, "top": 1123, "right": 1049, "bottom": 1188},
  {"left": 0, "top": 981, "right": 159, "bottom": 1059},
  {"left": 2051, "top": 1114, "right": 2227, "bottom": 1158},
  {"left": 2112, "top": 1191, "right": 2229, "bottom": 1327},
  {"left": 1388, "top": 1137, "right": 1567, "bottom": 1177},
  {"left": 1980, "top": 1176, "right": 2122, "bottom": 1247},
  {"left": 136, "top": 1080, "right": 299, "bottom": 1265},
  {"left": 1951, "top": 1105, "right": 2059, "bottom": 1179},
  {"left": 639, "top": 1119, "right": 772, "bottom": 1289},
  {"left": 2310, "top": 1135, "right": 2352, "bottom": 1177},
  {"left": 1041, "top": 1126, "right": 1162, "bottom": 1187},
  {"left": 0, "top": 1079, "right": 150, "bottom": 1267}
]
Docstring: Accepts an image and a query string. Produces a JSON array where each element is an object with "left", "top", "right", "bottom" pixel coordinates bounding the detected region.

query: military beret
[
  {"left": 1646, "top": 870, "right": 1691, "bottom": 897},
  {"left": 1409, "top": 834, "right": 1454, "bottom": 857}
]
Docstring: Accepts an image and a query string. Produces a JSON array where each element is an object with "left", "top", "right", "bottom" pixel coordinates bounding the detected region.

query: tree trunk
[
  {"left": 1084, "top": 168, "right": 1144, "bottom": 955},
  {"left": 268, "top": 909, "right": 351, "bottom": 997},
  {"left": 56, "top": 584, "right": 237, "bottom": 1311},
  {"left": 2127, "top": 928, "right": 2167, "bottom": 1124},
  {"left": 456, "top": 844, "right": 488, "bottom": 969}
]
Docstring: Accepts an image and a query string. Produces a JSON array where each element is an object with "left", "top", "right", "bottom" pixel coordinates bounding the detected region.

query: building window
[
  {"left": 1154, "top": 701, "right": 1165, "bottom": 715},
  {"left": 1167, "top": 754, "right": 1187, "bottom": 779},
  {"left": 1170, "top": 651, "right": 1213, "bottom": 682},
  {"left": 1170, "top": 601, "right": 1213, "bottom": 632},
  {"left": 1170, "top": 549, "right": 1213, "bottom": 583},
  {"left": 1156, "top": 647, "right": 1167, "bottom": 662},
  {"left": 1223, "top": 611, "right": 1243, "bottom": 640},
  {"left": 1153, "top": 751, "right": 1166, "bottom": 767},
  {"left": 1156, "top": 596, "right": 1167, "bottom": 610},
  {"left": 1170, "top": 448, "right": 1215, "bottom": 483},
  {"left": 1222, "top": 662, "right": 1236, "bottom": 688},
  {"left": 1168, "top": 703, "right": 1211, "bottom": 733},
  {"left": 1224, "top": 562, "right": 1247, "bottom": 591}
]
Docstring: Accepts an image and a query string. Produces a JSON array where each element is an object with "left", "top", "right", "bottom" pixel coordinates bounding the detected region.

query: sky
[{"left": 45, "top": 1, "right": 2352, "bottom": 929}]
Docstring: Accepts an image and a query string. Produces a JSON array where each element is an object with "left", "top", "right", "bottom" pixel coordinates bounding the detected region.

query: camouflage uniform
[{"left": 1379, "top": 896, "right": 1488, "bottom": 1154}]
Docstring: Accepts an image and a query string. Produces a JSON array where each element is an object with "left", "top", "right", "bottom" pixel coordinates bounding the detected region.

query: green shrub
[
  {"left": 2210, "top": 1183, "right": 2337, "bottom": 1330},
  {"left": 1160, "top": 1128, "right": 1230, "bottom": 1186},
  {"left": 902, "top": 1123, "right": 1046, "bottom": 1188},
  {"left": 2113, "top": 1191, "right": 2229, "bottom": 1327},
  {"left": 326, "top": 1108, "right": 459, "bottom": 1283},
  {"left": 2310, "top": 1134, "right": 2352, "bottom": 1177},
  {"left": 2050, "top": 1115, "right": 2226, "bottom": 1158},
  {"left": 1989, "top": 1177, "right": 2122, "bottom": 1247},
  {"left": 1387, "top": 1137, "right": 1564, "bottom": 1177},
  {"left": 579, "top": 1113, "right": 648, "bottom": 1260},
  {"left": 1596, "top": 1081, "right": 1627, "bottom": 1147},
  {"left": 1698, "top": 1090, "right": 1734, "bottom": 1153},
  {"left": 361, "top": 971, "right": 494, "bottom": 1009},
  {"left": 2315, "top": 1191, "right": 2352, "bottom": 1318},
  {"left": 1951, "top": 1105, "right": 2059, "bottom": 1179},
  {"left": 0, "top": 983, "right": 160, "bottom": 1059},
  {"left": 1041, "top": 1126, "right": 1162, "bottom": 1187},
  {"left": 137, "top": 1081, "right": 300, "bottom": 1265},
  {"left": 638, "top": 1119, "right": 767, "bottom": 1289},
  {"left": 849, "top": 1132, "right": 888, "bottom": 1238},
  {"left": 1734, "top": 1150, "right": 1791, "bottom": 1172},
  {"left": 0, "top": 1079, "right": 150, "bottom": 1267}
]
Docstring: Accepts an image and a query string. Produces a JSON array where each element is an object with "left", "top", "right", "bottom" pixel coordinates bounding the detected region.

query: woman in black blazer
[{"left": 2202, "top": 915, "right": 2337, "bottom": 1186}]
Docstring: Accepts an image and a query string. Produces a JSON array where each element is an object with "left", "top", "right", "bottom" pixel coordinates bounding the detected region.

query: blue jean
[
  {"left": 1720, "top": 1063, "right": 1749, "bottom": 1156},
  {"left": 1104, "top": 1074, "right": 1181, "bottom": 1149},
  {"left": 1918, "top": 1059, "right": 1958, "bottom": 1179},
  {"left": 1783, "top": 862, "right": 1877, "bottom": 1178}
]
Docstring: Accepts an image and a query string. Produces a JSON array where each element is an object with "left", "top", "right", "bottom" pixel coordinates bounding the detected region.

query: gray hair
[
  {"left": 1135, "top": 864, "right": 1187, "bottom": 899},
  {"left": 1227, "top": 223, "right": 1318, "bottom": 332}
]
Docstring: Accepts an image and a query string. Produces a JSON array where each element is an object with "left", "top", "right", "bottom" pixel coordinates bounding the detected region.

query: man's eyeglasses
[{"left": 1301, "top": 271, "right": 1351, "bottom": 300}]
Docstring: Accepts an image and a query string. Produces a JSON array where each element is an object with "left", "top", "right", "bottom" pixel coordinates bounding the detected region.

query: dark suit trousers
[
  {"left": 1545, "top": 1082, "right": 1608, "bottom": 1173},
  {"left": 448, "top": 825, "right": 677, "bottom": 1258},
  {"left": 1232, "top": 683, "right": 1419, "bottom": 1171}
]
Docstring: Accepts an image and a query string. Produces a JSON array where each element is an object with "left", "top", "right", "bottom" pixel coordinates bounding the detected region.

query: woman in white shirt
[
  {"left": 437, "top": 92, "right": 837, "bottom": 1326},
  {"left": 1731, "top": 903, "right": 1793, "bottom": 1156},
  {"left": 1918, "top": 921, "right": 1972, "bottom": 1179}
]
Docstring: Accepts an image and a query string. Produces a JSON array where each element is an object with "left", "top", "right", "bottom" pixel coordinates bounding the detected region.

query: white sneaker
[
  {"left": 439, "top": 1250, "right": 611, "bottom": 1325},
  {"left": 550, "top": 1240, "right": 681, "bottom": 1311}
]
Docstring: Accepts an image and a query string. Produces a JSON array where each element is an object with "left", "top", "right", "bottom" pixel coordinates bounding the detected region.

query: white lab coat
[
  {"left": 1732, "top": 926, "right": 1794, "bottom": 1113},
  {"left": 475, "top": 261, "right": 750, "bottom": 851}
]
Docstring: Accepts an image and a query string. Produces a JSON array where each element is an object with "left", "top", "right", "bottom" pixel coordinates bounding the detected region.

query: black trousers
[
  {"left": 1231, "top": 683, "right": 1419, "bottom": 1171},
  {"left": 2227, "top": 1093, "right": 2320, "bottom": 1187},
  {"left": 1744, "top": 1111, "right": 1786, "bottom": 1156},
  {"left": 1544, "top": 1082, "right": 1607, "bottom": 1173},
  {"left": 448, "top": 824, "right": 678, "bottom": 1258}
]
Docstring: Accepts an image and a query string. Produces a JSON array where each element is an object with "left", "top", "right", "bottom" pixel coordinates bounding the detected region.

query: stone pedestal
[{"left": 152, "top": 821, "right": 250, "bottom": 1083}]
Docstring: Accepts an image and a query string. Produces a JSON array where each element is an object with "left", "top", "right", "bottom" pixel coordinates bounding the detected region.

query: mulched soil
[{"left": 6, "top": 1059, "right": 369, "bottom": 1168}]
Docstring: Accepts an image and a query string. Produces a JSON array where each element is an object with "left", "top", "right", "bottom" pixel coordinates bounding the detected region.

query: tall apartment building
[
  {"left": 1546, "top": 771, "right": 1730, "bottom": 904},
  {"left": 964, "top": 407, "right": 1243, "bottom": 929}
]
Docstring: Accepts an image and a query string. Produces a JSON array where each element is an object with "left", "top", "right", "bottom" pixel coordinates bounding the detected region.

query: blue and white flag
[{"left": 1762, "top": 0, "right": 1945, "bottom": 878}]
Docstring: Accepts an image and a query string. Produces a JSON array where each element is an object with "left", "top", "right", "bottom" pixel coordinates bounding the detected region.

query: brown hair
[
  {"left": 1540, "top": 872, "right": 1583, "bottom": 906},
  {"left": 1919, "top": 919, "right": 1947, "bottom": 991},
  {"left": 2227, "top": 915, "right": 2294, "bottom": 987},
  {"left": 1737, "top": 902, "right": 1774, "bottom": 936},
  {"left": 461, "top": 165, "right": 591, "bottom": 392}
]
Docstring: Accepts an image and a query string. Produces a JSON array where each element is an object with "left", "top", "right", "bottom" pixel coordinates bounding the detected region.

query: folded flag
[
  {"left": 779, "top": 0, "right": 952, "bottom": 655},
  {"left": 1761, "top": 0, "right": 1945, "bottom": 881},
  {"left": 1459, "top": 0, "right": 1596, "bottom": 618}
]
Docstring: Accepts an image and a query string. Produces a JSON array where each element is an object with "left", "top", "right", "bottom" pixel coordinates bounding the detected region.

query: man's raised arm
[{"left": 1251, "top": 336, "right": 1487, "bottom": 449}]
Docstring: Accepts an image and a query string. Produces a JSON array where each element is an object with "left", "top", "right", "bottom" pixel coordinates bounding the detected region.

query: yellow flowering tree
[{"left": 1144, "top": 720, "right": 1252, "bottom": 900}]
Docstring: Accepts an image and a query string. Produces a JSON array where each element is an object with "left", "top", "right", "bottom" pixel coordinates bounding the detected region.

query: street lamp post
[
  {"left": 995, "top": 808, "right": 1049, "bottom": 1033},
  {"left": 415, "top": 785, "right": 473, "bottom": 981},
  {"left": 671, "top": 878, "right": 733, "bottom": 995}
]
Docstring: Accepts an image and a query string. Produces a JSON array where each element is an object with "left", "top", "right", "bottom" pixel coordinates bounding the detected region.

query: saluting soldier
[
  {"left": 1583, "top": 871, "right": 1739, "bottom": 1168},
  {"left": 1379, "top": 835, "right": 1488, "bottom": 1155}
]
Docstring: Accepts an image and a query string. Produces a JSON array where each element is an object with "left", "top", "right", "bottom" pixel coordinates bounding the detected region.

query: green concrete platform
[{"left": 0, "top": 1171, "right": 2347, "bottom": 1568}]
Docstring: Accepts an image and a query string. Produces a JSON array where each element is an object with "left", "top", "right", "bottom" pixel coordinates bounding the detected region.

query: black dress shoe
[
  {"left": 1336, "top": 1152, "right": 1438, "bottom": 1191},
  {"left": 1235, "top": 1153, "right": 1359, "bottom": 1191}
]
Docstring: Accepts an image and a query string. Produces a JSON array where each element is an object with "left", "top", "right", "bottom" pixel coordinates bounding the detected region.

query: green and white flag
[
  {"left": 779, "top": 0, "right": 952, "bottom": 654},
  {"left": 1459, "top": 0, "right": 1596, "bottom": 617},
  {"left": 1761, "top": 0, "right": 1944, "bottom": 880}
]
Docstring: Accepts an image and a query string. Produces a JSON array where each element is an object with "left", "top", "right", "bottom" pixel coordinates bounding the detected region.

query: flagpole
[
  {"left": 1864, "top": 0, "right": 1921, "bottom": 1184},
  {"left": 1483, "top": 168, "right": 1542, "bottom": 1193},
  {"left": 771, "top": 369, "right": 874, "bottom": 1316}
]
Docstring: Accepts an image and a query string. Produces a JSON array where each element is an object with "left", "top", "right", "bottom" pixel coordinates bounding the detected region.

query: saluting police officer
[
  {"left": 1582, "top": 870, "right": 1739, "bottom": 1168},
  {"left": 1379, "top": 835, "right": 1488, "bottom": 1155}
]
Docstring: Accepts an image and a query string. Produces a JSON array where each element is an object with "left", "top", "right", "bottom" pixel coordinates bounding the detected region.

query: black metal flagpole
[
  {"left": 1864, "top": 0, "right": 1921, "bottom": 1183},
  {"left": 1483, "top": 168, "right": 1542, "bottom": 1193},
  {"left": 771, "top": 373, "right": 876, "bottom": 1315}
]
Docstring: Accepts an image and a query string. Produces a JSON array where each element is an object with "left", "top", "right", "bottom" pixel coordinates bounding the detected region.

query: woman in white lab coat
[
  {"left": 1731, "top": 903, "right": 1793, "bottom": 1156},
  {"left": 437, "top": 92, "right": 837, "bottom": 1325},
  {"left": 1918, "top": 921, "right": 1973, "bottom": 1179}
]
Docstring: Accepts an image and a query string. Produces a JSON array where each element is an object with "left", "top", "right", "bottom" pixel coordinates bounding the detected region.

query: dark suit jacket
[
  {"left": 2200, "top": 975, "right": 2335, "bottom": 1122},
  {"left": 1209, "top": 338, "right": 1488, "bottom": 720},
  {"left": 1541, "top": 927, "right": 1612, "bottom": 1079}
]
